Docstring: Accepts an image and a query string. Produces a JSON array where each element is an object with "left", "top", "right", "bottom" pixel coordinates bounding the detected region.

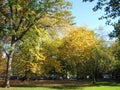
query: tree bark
[
  {"left": 92, "top": 70, "right": 96, "bottom": 84},
  {"left": 4, "top": 44, "right": 15, "bottom": 88},
  {"left": 92, "top": 74, "right": 96, "bottom": 84},
  {"left": 76, "top": 63, "right": 80, "bottom": 80}
]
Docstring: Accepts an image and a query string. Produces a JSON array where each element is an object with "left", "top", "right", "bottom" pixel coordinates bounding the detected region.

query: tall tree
[
  {"left": 41, "top": 38, "right": 63, "bottom": 76},
  {"left": 0, "top": 0, "right": 73, "bottom": 88},
  {"left": 110, "top": 41, "right": 120, "bottom": 77},
  {"left": 86, "top": 39, "right": 115, "bottom": 84},
  {"left": 59, "top": 26, "right": 97, "bottom": 79},
  {"left": 12, "top": 27, "right": 48, "bottom": 78}
]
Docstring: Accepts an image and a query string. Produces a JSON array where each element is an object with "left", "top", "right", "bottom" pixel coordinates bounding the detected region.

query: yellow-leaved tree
[
  {"left": 41, "top": 37, "right": 63, "bottom": 75},
  {"left": 59, "top": 26, "right": 97, "bottom": 79},
  {"left": 12, "top": 27, "right": 49, "bottom": 79},
  {"left": 12, "top": 26, "right": 63, "bottom": 78}
]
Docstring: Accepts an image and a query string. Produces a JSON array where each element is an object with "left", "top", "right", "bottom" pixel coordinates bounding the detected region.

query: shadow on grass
[
  {"left": 0, "top": 79, "right": 120, "bottom": 89},
  {"left": 46, "top": 86, "right": 83, "bottom": 90},
  {"left": 11, "top": 86, "right": 84, "bottom": 90},
  {"left": 94, "top": 79, "right": 120, "bottom": 87}
]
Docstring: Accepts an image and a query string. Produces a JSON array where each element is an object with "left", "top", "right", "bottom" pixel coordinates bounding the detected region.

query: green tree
[
  {"left": 42, "top": 36, "right": 63, "bottom": 75},
  {"left": 110, "top": 41, "right": 120, "bottom": 78},
  {"left": 0, "top": 0, "right": 73, "bottom": 88},
  {"left": 86, "top": 40, "right": 115, "bottom": 84}
]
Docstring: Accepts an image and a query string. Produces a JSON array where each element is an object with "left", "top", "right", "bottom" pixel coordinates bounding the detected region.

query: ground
[{"left": 0, "top": 79, "right": 120, "bottom": 90}]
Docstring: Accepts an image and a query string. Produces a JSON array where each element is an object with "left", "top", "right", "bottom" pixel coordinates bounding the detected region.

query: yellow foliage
[
  {"left": 18, "top": 27, "right": 49, "bottom": 74},
  {"left": 60, "top": 26, "right": 97, "bottom": 63}
]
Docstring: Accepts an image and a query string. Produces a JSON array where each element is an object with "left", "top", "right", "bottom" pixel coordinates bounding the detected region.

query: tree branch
[
  {"left": 15, "top": 23, "right": 34, "bottom": 42},
  {"left": 3, "top": 47, "right": 9, "bottom": 58},
  {"left": 14, "top": 2, "right": 31, "bottom": 32},
  {"left": 8, "top": 0, "right": 13, "bottom": 19}
]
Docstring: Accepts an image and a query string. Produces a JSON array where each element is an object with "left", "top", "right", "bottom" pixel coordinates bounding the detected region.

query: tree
[
  {"left": 110, "top": 41, "right": 120, "bottom": 78},
  {"left": 11, "top": 19, "right": 73, "bottom": 80},
  {"left": 41, "top": 36, "right": 63, "bottom": 75},
  {"left": 0, "top": 0, "right": 73, "bottom": 88},
  {"left": 11, "top": 27, "right": 48, "bottom": 78},
  {"left": 86, "top": 40, "right": 115, "bottom": 84},
  {"left": 59, "top": 26, "right": 97, "bottom": 79},
  {"left": 83, "top": 1, "right": 120, "bottom": 80}
]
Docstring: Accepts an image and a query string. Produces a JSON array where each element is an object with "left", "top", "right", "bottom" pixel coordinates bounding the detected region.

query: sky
[{"left": 70, "top": 0, "right": 114, "bottom": 41}]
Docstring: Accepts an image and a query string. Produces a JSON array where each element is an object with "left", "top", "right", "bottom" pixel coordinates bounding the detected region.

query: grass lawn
[
  {"left": 0, "top": 86, "right": 120, "bottom": 90},
  {"left": 0, "top": 80, "right": 120, "bottom": 90}
]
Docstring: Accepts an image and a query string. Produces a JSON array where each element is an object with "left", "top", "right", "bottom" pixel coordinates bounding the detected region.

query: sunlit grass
[{"left": 0, "top": 86, "right": 120, "bottom": 90}]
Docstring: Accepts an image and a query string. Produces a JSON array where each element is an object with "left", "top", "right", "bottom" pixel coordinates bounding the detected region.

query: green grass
[
  {"left": 0, "top": 79, "right": 120, "bottom": 90},
  {"left": 0, "top": 86, "right": 120, "bottom": 90}
]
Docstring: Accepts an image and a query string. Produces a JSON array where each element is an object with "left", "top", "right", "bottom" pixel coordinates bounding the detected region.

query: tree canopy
[{"left": 0, "top": 0, "right": 73, "bottom": 88}]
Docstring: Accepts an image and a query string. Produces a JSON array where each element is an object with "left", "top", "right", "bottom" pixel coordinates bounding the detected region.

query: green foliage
[
  {"left": 0, "top": 0, "right": 73, "bottom": 52},
  {"left": 110, "top": 41, "right": 120, "bottom": 74},
  {"left": 40, "top": 30, "right": 63, "bottom": 74},
  {"left": 87, "top": 42, "right": 115, "bottom": 73},
  {"left": 109, "top": 21, "right": 120, "bottom": 40}
]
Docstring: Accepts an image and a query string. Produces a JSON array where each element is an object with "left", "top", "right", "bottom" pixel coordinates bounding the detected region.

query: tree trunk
[
  {"left": 4, "top": 44, "right": 15, "bottom": 88},
  {"left": 92, "top": 74, "right": 96, "bottom": 84},
  {"left": 4, "top": 51, "right": 14, "bottom": 88},
  {"left": 76, "top": 64, "right": 80, "bottom": 80},
  {"left": 91, "top": 71, "right": 96, "bottom": 84}
]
